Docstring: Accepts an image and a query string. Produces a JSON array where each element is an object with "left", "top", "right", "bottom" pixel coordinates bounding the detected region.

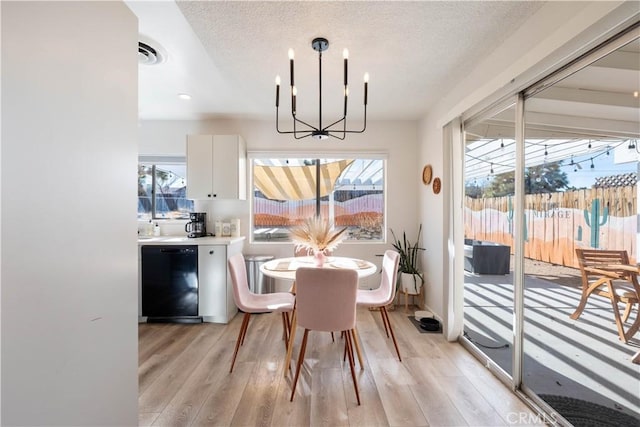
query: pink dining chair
[
  {"left": 289, "top": 267, "right": 361, "bottom": 405},
  {"left": 227, "top": 253, "right": 295, "bottom": 373},
  {"left": 356, "top": 250, "right": 402, "bottom": 361}
]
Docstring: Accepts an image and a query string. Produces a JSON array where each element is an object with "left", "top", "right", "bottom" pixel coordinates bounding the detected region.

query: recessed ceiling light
[{"left": 178, "top": 93, "right": 192, "bottom": 100}]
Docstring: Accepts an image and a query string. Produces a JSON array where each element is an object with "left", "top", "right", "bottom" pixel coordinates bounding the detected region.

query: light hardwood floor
[{"left": 139, "top": 307, "right": 541, "bottom": 426}]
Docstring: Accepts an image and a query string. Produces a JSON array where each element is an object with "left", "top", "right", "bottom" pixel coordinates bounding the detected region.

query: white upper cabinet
[{"left": 186, "top": 134, "right": 247, "bottom": 200}]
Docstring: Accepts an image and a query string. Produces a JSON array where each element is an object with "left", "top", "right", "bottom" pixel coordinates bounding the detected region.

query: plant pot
[{"left": 400, "top": 272, "right": 422, "bottom": 295}]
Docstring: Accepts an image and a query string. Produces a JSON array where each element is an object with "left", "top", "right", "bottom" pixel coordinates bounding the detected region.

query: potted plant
[{"left": 390, "top": 225, "right": 425, "bottom": 294}]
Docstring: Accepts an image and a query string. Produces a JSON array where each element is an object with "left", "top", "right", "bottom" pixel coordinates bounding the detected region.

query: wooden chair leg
[
  {"left": 621, "top": 302, "right": 633, "bottom": 323},
  {"left": 350, "top": 328, "right": 364, "bottom": 370},
  {"left": 230, "top": 312, "right": 251, "bottom": 373},
  {"left": 379, "top": 308, "right": 390, "bottom": 337},
  {"left": 344, "top": 329, "right": 361, "bottom": 405},
  {"left": 281, "top": 312, "right": 291, "bottom": 350},
  {"left": 240, "top": 313, "right": 251, "bottom": 346},
  {"left": 632, "top": 350, "right": 640, "bottom": 365},
  {"left": 570, "top": 280, "right": 607, "bottom": 320},
  {"left": 382, "top": 306, "right": 402, "bottom": 361},
  {"left": 283, "top": 309, "right": 297, "bottom": 377},
  {"left": 606, "top": 281, "right": 631, "bottom": 343},
  {"left": 290, "top": 329, "right": 309, "bottom": 402}
]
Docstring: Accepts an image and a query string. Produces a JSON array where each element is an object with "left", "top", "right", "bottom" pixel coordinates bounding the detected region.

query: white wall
[
  {"left": 418, "top": 1, "right": 638, "bottom": 338},
  {"left": 139, "top": 118, "right": 420, "bottom": 289},
  {"left": 1, "top": 2, "right": 139, "bottom": 425}
]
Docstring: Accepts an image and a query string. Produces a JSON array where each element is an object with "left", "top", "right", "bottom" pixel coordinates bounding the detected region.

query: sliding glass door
[
  {"left": 460, "top": 27, "right": 639, "bottom": 425},
  {"left": 522, "top": 36, "right": 639, "bottom": 423},
  {"left": 463, "top": 103, "right": 517, "bottom": 377}
]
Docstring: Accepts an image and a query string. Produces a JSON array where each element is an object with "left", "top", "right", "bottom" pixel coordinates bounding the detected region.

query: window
[
  {"left": 138, "top": 157, "right": 193, "bottom": 220},
  {"left": 251, "top": 157, "right": 385, "bottom": 242}
]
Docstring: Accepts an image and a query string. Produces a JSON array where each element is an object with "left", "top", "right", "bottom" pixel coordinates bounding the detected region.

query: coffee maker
[{"left": 185, "top": 212, "right": 207, "bottom": 238}]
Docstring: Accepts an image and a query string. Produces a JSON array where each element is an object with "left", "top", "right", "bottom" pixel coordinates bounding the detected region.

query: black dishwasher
[{"left": 141, "top": 245, "right": 201, "bottom": 323}]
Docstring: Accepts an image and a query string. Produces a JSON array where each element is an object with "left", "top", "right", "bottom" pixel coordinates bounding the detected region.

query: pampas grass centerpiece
[{"left": 290, "top": 217, "right": 347, "bottom": 260}]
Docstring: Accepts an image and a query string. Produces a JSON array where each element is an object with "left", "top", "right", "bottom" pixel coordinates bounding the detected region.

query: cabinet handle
[
  {"left": 209, "top": 250, "right": 214, "bottom": 255},
  {"left": 207, "top": 194, "right": 212, "bottom": 198},
  {"left": 213, "top": 194, "right": 217, "bottom": 197}
]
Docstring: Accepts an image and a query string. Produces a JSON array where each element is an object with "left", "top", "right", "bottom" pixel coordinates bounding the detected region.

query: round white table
[{"left": 260, "top": 256, "right": 377, "bottom": 282}]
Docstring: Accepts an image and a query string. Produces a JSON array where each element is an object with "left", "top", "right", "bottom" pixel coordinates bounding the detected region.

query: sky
[{"left": 567, "top": 149, "right": 637, "bottom": 189}]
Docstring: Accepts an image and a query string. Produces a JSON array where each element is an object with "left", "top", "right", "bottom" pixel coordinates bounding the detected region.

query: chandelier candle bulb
[
  {"left": 288, "top": 48, "right": 295, "bottom": 87},
  {"left": 292, "top": 86, "right": 297, "bottom": 114},
  {"left": 344, "top": 87, "right": 348, "bottom": 116},
  {"left": 343, "top": 48, "right": 348, "bottom": 86},
  {"left": 364, "top": 73, "right": 369, "bottom": 105}
]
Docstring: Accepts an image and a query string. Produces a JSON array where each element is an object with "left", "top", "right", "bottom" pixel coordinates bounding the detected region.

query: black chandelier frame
[{"left": 275, "top": 37, "right": 368, "bottom": 140}]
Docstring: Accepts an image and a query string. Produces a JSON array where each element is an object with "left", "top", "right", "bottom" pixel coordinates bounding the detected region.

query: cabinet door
[
  {"left": 212, "top": 135, "right": 245, "bottom": 199},
  {"left": 186, "top": 135, "right": 214, "bottom": 199},
  {"left": 198, "top": 245, "right": 228, "bottom": 321}
]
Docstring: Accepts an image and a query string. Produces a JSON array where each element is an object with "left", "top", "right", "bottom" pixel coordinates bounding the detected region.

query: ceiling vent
[{"left": 138, "top": 41, "right": 164, "bottom": 65}]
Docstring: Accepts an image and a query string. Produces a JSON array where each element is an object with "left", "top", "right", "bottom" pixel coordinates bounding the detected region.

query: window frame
[
  {"left": 248, "top": 151, "right": 388, "bottom": 244},
  {"left": 138, "top": 155, "right": 193, "bottom": 220}
]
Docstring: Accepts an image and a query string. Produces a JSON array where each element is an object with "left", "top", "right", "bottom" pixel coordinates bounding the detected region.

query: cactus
[{"left": 583, "top": 199, "right": 609, "bottom": 248}]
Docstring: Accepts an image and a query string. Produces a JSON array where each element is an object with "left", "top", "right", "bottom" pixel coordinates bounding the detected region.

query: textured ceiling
[{"left": 133, "top": 1, "right": 546, "bottom": 121}]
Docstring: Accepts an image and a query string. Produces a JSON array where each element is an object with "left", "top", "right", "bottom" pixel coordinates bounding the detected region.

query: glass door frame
[{"left": 455, "top": 22, "right": 640, "bottom": 419}]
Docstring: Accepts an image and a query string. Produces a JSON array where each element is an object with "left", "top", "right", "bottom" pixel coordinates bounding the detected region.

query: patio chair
[{"left": 573, "top": 249, "right": 640, "bottom": 343}]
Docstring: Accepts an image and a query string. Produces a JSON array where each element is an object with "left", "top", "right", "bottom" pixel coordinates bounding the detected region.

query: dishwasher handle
[{"left": 159, "top": 247, "right": 196, "bottom": 254}]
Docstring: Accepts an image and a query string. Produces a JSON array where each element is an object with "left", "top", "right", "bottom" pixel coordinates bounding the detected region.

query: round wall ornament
[
  {"left": 432, "top": 177, "right": 441, "bottom": 194},
  {"left": 422, "top": 164, "right": 433, "bottom": 185}
]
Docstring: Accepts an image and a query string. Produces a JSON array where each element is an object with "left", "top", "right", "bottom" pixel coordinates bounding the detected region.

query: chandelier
[{"left": 275, "top": 37, "right": 368, "bottom": 140}]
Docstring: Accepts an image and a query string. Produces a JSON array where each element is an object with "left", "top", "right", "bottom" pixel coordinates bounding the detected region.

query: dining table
[
  {"left": 260, "top": 255, "right": 378, "bottom": 282},
  {"left": 260, "top": 255, "right": 378, "bottom": 377}
]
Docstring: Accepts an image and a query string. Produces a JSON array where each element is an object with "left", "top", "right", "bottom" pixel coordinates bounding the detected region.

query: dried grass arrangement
[{"left": 290, "top": 217, "right": 347, "bottom": 255}]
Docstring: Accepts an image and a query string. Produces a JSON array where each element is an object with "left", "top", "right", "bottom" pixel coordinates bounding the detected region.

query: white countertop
[{"left": 137, "top": 235, "right": 245, "bottom": 246}]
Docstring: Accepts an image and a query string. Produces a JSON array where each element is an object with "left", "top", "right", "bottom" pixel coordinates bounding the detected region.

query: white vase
[{"left": 400, "top": 272, "right": 422, "bottom": 295}]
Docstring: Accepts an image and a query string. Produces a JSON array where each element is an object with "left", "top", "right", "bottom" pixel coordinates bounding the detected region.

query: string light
[
  {"left": 490, "top": 163, "right": 494, "bottom": 174},
  {"left": 500, "top": 139, "right": 504, "bottom": 149},
  {"left": 544, "top": 145, "right": 548, "bottom": 157},
  {"left": 606, "top": 146, "right": 610, "bottom": 156},
  {"left": 590, "top": 158, "right": 594, "bottom": 169},
  {"left": 629, "top": 139, "right": 636, "bottom": 150},
  {"left": 570, "top": 155, "right": 574, "bottom": 166},
  {"left": 587, "top": 139, "right": 592, "bottom": 150}
]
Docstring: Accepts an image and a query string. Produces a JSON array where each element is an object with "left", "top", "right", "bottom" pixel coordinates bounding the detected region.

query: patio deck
[{"left": 464, "top": 268, "right": 640, "bottom": 422}]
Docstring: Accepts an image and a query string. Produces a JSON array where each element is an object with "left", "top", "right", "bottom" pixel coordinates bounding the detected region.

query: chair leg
[
  {"left": 606, "top": 281, "right": 630, "bottom": 343},
  {"left": 379, "top": 308, "right": 390, "bottom": 338},
  {"left": 621, "top": 302, "right": 633, "bottom": 323},
  {"left": 570, "top": 280, "right": 607, "bottom": 320},
  {"left": 281, "top": 312, "right": 291, "bottom": 350},
  {"left": 290, "top": 329, "right": 309, "bottom": 402},
  {"left": 350, "top": 328, "right": 364, "bottom": 370},
  {"left": 230, "top": 312, "right": 251, "bottom": 373},
  {"left": 240, "top": 313, "right": 252, "bottom": 346},
  {"left": 382, "top": 306, "right": 402, "bottom": 361},
  {"left": 283, "top": 308, "right": 297, "bottom": 377},
  {"left": 344, "top": 329, "right": 361, "bottom": 405}
]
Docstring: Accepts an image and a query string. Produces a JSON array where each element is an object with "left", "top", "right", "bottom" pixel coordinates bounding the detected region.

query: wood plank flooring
[{"left": 139, "top": 307, "right": 541, "bottom": 426}]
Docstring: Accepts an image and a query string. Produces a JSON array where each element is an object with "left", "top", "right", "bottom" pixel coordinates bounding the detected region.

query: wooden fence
[{"left": 464, "top": 186, "right": 637, "bottom": 268}]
